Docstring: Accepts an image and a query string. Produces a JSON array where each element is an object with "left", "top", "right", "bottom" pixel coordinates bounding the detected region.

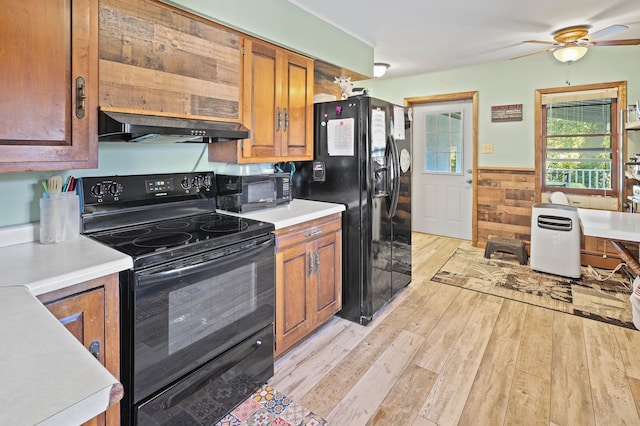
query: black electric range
[
  {"left": 78, "top": 171, "right": 274, "bottom": 269},
  {"left": 77, "top": 171, "right": 276, "bottom": 426}
]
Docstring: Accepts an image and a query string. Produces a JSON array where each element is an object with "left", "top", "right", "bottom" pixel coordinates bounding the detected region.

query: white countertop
[
  {"left": 578, "top": 208, "right": 640, "bottom": 242},
  {"left": 0, "top": 232, "right": 133, "bottom": 295},
  {"left": 218, "top": 199, "right": 345, "bottom": 229},
  {"left": 0, "top": 224, "right": 132, "bottom": 425},
  {"left": 1, "top": 286, "right": 120, "bottom": 425},
  {"left": 0, "top": 201, "right": 340, "bottom": 423}
]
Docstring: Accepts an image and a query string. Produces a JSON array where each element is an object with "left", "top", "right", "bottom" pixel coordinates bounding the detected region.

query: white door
[{"left": 412, "top": 100, "right": 473, "bottom": 239}]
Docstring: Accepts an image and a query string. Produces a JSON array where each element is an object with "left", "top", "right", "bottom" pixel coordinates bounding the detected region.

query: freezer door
[
  {"left": 390, "top": 107, "right": 412, "bottom": 293},
  {"left": 367, "top": 98, "right": 394, "bottom": 322}
]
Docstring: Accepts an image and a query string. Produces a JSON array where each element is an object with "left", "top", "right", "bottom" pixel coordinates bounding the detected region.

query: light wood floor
[{"left": 271, "top": 233, "right": 640, "bottom": 426}]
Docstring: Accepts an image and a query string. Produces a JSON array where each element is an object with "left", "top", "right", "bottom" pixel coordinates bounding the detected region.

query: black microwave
[{"left": 216, "top": 173, "right": 292, "bottom": 213}]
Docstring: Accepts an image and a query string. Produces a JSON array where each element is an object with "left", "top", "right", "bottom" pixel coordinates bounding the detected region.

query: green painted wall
[
  {"left": 1, "top": 1, "right": 639, "bottom": 228},
  {"left": 360, "top": 48, "right": 640, "bottom": 168},
  {"left": 161, "top": 0, "right": 374, "bottom": 76}
]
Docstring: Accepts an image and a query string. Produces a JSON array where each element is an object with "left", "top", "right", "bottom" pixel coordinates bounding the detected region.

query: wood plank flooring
[{"left": 270, "top": 233, "right": 640, "bottom": 426}]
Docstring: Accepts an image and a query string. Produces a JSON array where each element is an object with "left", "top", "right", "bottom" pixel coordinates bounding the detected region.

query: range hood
[{"left": 98, "top": 110, "right": 250, "bottom": 143}]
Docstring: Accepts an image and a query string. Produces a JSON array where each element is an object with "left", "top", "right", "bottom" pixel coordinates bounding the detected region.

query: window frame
[
  {"left": 535, "top": 81, "right": 627, "bottom": 202},
  {"left": 423, "top": 110, "right": 464, "bottom": 175}
]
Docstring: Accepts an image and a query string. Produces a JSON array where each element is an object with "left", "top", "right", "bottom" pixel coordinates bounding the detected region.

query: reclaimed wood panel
[
  {"left": 313, "top": 59, "right": 369, "bottom": 99},
  {"left": 476, "top": 168, "right": 536, "bottom": 247},
  {"left": 476, "top": 167, "right": 631, "bottom": 267},
  {"left": 99, "top": 0, "right": 241, "bottom": 120}
]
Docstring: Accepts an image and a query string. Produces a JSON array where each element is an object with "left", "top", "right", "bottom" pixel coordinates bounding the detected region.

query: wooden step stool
[{"left": 484, "top": 237, "right": 528, "bottom": 265}]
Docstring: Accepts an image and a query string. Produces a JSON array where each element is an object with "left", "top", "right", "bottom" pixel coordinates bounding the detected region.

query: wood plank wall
[
  {"left": 313, "top": 59, "right": 369, "bottom": 100},
  {"left": 477, "top": 168, "right": 536, "bottom": 247},
  {"left": 99, "top": 0, "right": 242, "bottom": 120},
  {"left": 477, "top": 167, "right": 636, "bottom": 269}
]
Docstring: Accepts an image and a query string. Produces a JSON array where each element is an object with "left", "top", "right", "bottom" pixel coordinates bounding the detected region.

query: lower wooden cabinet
[
  {"left": 37, "top": 274, "right": 121, "bottom": 426},
  {"left": 274, "top": 213, "right": 342, "bottom": 357}
]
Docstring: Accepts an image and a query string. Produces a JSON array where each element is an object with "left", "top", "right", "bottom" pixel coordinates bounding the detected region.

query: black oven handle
[
  {"left": 161, "top": 339, "right": 264, "bottom": 410},
  {"left": 137, "top": 235, "right": 274, "bottom": 282}
]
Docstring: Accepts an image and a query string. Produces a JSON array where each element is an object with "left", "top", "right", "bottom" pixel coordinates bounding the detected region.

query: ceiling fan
[{"left": 512, "top": 25, "right": 640, "bottom": 62}]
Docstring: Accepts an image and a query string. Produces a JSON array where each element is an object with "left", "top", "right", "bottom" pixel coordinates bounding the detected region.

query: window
[
  {"left": 424, "top": 111, "right": 463, "bottom": 173},
  {"left": 536, "top": 82, "right": 625, "bottom": 196}
]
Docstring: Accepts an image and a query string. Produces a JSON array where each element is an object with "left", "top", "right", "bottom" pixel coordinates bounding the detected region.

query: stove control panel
[
  {"left": 78, "top": 172, "right": 216, "bottom": 206},
  {"left": 146, "top": 177, "right": 174, "bottom": 193}
]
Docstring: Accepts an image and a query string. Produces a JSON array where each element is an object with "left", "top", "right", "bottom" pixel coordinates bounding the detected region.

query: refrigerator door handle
[{"left": 388, "top": 135, "right": 401, "bottom": 217}]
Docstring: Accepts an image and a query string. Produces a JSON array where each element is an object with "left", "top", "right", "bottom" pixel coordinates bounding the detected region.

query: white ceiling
[{"left": 289, "top": 0, "right": 640, "bottom": 78}]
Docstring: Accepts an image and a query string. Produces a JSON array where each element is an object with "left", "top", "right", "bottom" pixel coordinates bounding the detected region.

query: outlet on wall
[{"left": 481, "top": 144, "right": 494, "bottom": 154}]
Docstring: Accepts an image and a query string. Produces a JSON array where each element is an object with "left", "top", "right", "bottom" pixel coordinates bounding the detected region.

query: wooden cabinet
[
  {"left": 99, "top": 0, "right": 243, "bottom": 122},
  {"left": 38, "top": 274, "right": 122, "bottom": 426},
  {"left": 274, "top": 214, "right": 341, "bottom": 357},
  {"left": 209, "top": 38, "right": 314, "bottom": 164},
  {"left": 0, "top": 0, "right": 98, "bottom": 172}
]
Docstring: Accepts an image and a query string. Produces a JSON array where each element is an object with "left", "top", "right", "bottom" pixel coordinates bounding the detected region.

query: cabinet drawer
[{"left": 274, "top": 213, "right": 341, "bottom": 250}]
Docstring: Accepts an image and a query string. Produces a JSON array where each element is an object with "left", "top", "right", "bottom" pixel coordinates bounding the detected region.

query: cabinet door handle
[
  {"left": 283, "top": 108, "right": 289, "bottom": 132},
  {"left": 276, "top": 107, "right": 281, "bottom": 132},
  {"left": 307, "top": 251, "right": 314, "bottom": 278},
  {"left": 75, "top": 77, "right": 86, "bottom": 119},
  {"left": 314, "top": 250, "right": 320, "bottom": 274},
  {"left": 89, "top": 340, "right": 100, "bottom": 362}
]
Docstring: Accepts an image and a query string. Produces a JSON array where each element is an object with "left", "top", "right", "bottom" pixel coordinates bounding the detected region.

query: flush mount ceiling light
[
  {"left": 373, "top": 63, "right": 390, "bottom": 78},
  {"left": 552, "top": 45, "right": 588, "bottom": 63}
]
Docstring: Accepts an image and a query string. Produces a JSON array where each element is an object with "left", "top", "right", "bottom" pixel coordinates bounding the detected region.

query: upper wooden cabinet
[
  {"left": 99, "top": 0, "right": 243, "bottom": 122},
  {"left": 0, "top": 0, "right": 98, "bottom": 172},
  {"left": 209, "top": 38, "right": 314, "bottom": 164}
]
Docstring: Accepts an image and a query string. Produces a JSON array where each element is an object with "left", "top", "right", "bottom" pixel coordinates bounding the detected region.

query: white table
[{"left": 578, "top": 208, "right": 640, "bottom": 242}]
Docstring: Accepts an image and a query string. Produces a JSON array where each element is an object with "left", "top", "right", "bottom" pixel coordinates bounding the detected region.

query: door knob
[{"left": 466, "top": 178, "right": 473, "bottom": 184}]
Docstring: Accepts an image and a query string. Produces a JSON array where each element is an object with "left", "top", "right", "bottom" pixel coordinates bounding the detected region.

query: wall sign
[{"left": 491, "top": 104, "right": 522, "bottom": 122}]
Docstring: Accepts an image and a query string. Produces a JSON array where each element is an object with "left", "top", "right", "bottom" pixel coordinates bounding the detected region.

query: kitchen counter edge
[
  {"left": 218, "top": 199, "right": 346, "bottom": 229},
  {"left": 0, "top": 223, "right": 133, "bottom": 425}
]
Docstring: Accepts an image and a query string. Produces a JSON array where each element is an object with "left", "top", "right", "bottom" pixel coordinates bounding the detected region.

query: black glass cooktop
[{"left": 89, "top": 212, "right": 274, "bottom": 269}]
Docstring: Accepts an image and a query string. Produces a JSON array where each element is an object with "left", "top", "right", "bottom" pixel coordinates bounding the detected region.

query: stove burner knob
[
  {"left": 108, "top": 183, "right": 120, "bottom": 195},
  {"left": 203, "top": 175, "right": 212, "bottom": 189},
  {"left": 181, "top": 177, "right": 191, "bottom": 190},
  {"left": 91, "top": 183, "right": 103, "bottom": 197},
  {"left": 193, "top": 175, "right": 203, "bottom": 189}
]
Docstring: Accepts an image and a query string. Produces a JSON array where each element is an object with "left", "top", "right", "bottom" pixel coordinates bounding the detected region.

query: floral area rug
[
  {"left": 431, "top": 247, "right": 636, "bottom": 329},
  {"left": 215, "top": 385, "right": 327, "bottom": 426}
]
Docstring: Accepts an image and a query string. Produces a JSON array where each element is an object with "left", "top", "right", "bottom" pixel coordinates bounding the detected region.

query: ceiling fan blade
[
  {"left": 593, "top": 38, "right": 640, "bottom": 46},
  {"left": 510, "top": 48, "right": 555, "bottom": 60},
  {"left": 590, "top": 24, "right": 628, "bottom": 40},
  {"left": 523, "top": 40, "right": 558, "bottom": 45}
]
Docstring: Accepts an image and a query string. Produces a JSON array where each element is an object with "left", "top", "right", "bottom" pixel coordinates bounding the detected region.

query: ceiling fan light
[
  {"left": 553, "top": 46, "right": 588, "bottom": 63},
  {"left": 373, "top": 62, "right": 390, "bottom": 78}
]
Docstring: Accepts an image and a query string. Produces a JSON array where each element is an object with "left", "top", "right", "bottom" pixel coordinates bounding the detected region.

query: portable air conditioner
[{"left": 530, "top": 203, "right": 581, "bottom": 278}]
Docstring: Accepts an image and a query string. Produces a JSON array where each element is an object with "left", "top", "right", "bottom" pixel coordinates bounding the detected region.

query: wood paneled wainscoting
[
  {"left": 476, "top": 167, "right": 636, "bottom": 269},
  {"left": 476, "top": 167, "right": 536, "bottom": 248}
]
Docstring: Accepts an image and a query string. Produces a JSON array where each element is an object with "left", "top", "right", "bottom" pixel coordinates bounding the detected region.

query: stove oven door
[{"left": 124, "top": 234, "right": 275, "bottom": 424}]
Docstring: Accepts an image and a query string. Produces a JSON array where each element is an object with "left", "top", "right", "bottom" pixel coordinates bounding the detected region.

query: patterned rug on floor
[
  {"left": 431, "top": 247, "right": 637, "bottom": 330},
  {"left": 214, "top": 385, "right": 327, "bottom": 426}
]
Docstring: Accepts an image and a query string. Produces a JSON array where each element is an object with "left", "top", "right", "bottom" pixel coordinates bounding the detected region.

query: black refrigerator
[{"left": 294, "top": 95, "right": 412, "bottom": 325}]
